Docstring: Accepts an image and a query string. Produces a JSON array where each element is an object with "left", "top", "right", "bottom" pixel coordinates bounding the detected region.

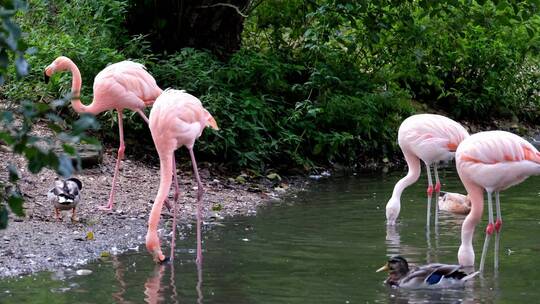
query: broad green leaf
[
  {"left": 8, "top": 164, "right": 19, "bottom": 182},
  {"left": 0, "top": 205, "right": 8, "bottom": 229},
  {"left": 7, "top": 191, "right": 24, "bottom": 216}
]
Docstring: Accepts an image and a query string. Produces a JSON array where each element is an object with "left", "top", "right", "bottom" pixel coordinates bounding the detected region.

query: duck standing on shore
[
  {"left": 47, "top": 178, "right": 83, "bottom": 222},
  {"left": 376, "top": 256, "right": 478, "bottom": 289}
]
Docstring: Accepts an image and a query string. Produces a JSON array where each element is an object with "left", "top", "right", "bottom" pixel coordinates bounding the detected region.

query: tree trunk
[{"left": 126, "top": 0, "right": 250, "bottom": 60}]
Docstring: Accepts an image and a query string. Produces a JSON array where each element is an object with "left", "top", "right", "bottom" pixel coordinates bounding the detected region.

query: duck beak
[{"left": 376, "top": 263, "right": 389, "bottom": 273}]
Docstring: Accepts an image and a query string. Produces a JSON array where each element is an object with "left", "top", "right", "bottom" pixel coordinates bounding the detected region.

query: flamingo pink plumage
[
  {"left": 386, "top": 114, "right": 469, "bottom": 225},
  {"left": 146, "top": 89, "right": 218, "bottom": 264},
  {"left": 44, "top": 56, "right": 163, "bottom": 211},
  {"left": 456, "top": 130, "right": 540, "bottom": 272}
]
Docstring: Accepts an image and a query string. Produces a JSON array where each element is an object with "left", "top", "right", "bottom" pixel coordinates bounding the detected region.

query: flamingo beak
[
  {"left": 149, "top": 248, "right": 168, "bottom": 264},
  {"left": 376, "top": 263, "right": 389, "bottom": 273},
  {"left": 158, "top": 256, "right": 170, "bottom": 265},
  {"left": 44, "top": 71, "right": 50, "bottom": 83}
]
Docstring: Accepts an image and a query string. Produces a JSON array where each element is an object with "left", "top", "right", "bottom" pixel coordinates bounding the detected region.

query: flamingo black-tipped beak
[
  {"left": 158, "top": 256, "right": 170, "bottom": 265},
  {"left": 44, "top": 71, "right": 50, "bottom": 84}
]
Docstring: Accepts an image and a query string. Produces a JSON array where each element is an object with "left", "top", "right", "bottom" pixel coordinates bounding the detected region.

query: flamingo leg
[
  {"left": 479, "top": 190, "right": 495, "bottom": 273},
  {"left": 494, "top": 191, "right": 502, "bottom": 270},
  {"left": 135, "top": 109, "right": 150, "bottom": 124},
  {"left": 189, "top": 147, "right": 204, "bottom": 265},
  {"left": 197, "top": 262, "right": 204, "bottom": 304},
  {"left": 425, "top": 163, "right": 433, "bottom": 226},
  {"left": 169, "top": 154, "right": 180, "bottom": 262},
  {"left": 433, "top": 163, "right": 440, "bottom": 228},
  {"left": 99, "top": 110, "right": 125, "bottom": 211}
]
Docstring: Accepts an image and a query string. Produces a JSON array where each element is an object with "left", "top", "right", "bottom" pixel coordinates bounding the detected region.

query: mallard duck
[
  {"left": 376, "top": 256, "right": 478, "bottom": 289},
  {"left": 438, "top": 191, "right": 471, "bottom": 215},
  {"left": 47, "top": 178, "right": 82, "bottom": 221}
]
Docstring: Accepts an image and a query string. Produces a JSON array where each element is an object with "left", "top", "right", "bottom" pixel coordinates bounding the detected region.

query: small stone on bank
[{"left": 75, "top": 269, "right": 92, "bottom": 276}]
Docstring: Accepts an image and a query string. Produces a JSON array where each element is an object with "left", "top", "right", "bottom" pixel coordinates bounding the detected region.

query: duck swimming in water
[
  {"left": 47, "top": 178, "right": 82, "bottom": 222},
  {"left": 438, "top": 191, "right": 471, "bottom": 215},
  {"left": 376, "top": 256, "right": 478, "bottom": 289}
]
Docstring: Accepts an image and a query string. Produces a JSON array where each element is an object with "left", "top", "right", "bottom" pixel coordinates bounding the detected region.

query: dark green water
[{"left": 2, "top": 170, "right": 540, "bottom": 303}]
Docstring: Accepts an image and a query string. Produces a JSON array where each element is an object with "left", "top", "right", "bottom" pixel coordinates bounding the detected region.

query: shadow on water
[{"left": 1, "top": 169, "right": 540, "bottom": 303}]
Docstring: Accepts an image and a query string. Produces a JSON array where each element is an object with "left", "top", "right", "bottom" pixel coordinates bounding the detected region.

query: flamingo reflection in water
[{"left": 144, "top": 263, "right": 203, "bottom": 304}]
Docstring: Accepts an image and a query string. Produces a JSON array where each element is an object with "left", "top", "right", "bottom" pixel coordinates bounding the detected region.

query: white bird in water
[{"left": 47, "top": 178, "right": 83, "bottom": 222}]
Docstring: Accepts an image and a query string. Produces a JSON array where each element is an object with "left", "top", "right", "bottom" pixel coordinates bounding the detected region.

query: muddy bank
[{"left": 0, "top": 150, "right": 304, "bottom": 278}]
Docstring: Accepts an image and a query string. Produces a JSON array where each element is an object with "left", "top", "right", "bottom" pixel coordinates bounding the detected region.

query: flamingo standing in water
[
  {"left": 146, "top": 89, "right": 218, "bottom": 264},
  {"left": 386, "top": 114, "right": 469, "bottom": 225},
  {"left": 456, "top": 130, "right": 540, "bottom": 272},
  {"left": 44, "top": 56, "right": 163, "bottom": 211}
]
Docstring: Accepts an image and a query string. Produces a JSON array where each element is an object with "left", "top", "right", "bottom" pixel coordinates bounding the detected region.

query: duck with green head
[{"left": 376, "top": 256, "right": 479, "bottom": 289}]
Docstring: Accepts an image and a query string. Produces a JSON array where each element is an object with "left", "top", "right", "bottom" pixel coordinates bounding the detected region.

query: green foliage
[
  {"left": 152, "top": 47, "right": 412, "bottom": 170},
  {"left": 383, "top": 0, "right": 540, "bottom": 120},
  {"left": 0, "top": 0, "right": 29, "bottom": 83},
  {"left": 4, "top": 0, "right": 540, "bottom": 175},
  {"left": 0, "top": 0, "right": 100, "bottom": 229},
  {"left": 3, "top": 0, "right": 127, "bottom": 103},
  {"left": 252, "top": 0, "right": 540, "bottom": 121}
]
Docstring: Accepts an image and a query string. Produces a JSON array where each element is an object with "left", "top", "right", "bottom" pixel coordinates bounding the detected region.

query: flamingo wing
[
  {"left": 94, "top": 61, "right": 162, "bottom": 108},
  {"left": 150, "top": 89, "right": 218, "bottom": 151},
  {"left": 399, "top": 114, "right": 469, "bottom": 163},
  {"left": 456, "top": 131, "right": 540, "bottom": 190}
]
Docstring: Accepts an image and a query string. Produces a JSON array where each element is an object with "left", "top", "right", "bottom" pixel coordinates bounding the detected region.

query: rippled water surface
[{"left": 2, "top": 169, "right": 540, "bottom": 303}]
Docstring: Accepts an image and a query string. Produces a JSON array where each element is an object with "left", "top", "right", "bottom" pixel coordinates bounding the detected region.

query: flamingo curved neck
[
  {"left": 148, "top": 153, "right": 173, "bottom": 230},
  {"left": 390, "top": 166, "right": 421, "bottom": 202},
  {"left": 64, "top": 59, "right": 96, "bottom": 115},
  {"left": 458, "top": 183, "right": 484, "bottom": 266}
]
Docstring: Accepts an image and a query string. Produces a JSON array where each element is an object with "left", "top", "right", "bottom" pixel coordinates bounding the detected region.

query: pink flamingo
[
  {"left": 145, "top": 89, "right": 218, "bottom": 264},
  {"left": 456, "top": 130, "right": 540, "bottom": 272},
  {"left": 386, "top": 114, "right": 469, "bottom": 225},
  {"left": 44, "top": 56, "right": 163, "bottom": 211}
]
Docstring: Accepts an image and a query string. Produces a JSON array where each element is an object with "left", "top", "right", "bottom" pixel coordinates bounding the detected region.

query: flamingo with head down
[
  {"left": 44, "top": 56, "right": 163, "bottom": 211},
  {"left": 145, "top": 89, "right": 218, "bottom": 264},
  {"left": 456, "top": 130, "right": 540, "bottom": 272},
  {"left": 386, "top": 114, "right": 469, "bottom": 226}
]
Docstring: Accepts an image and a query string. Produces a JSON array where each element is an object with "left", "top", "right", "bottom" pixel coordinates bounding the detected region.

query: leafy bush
[
  {"left": 151, "top": 47, "right": 412, "bottom": 170},
  {"left": 3, "top": 0, "right": 127, "bottom": 103},
  {"left": 4, "top": 0, "right": 540, "bottom": 175},
  {"left": 382, "top": 1, "right": 540, "bottom": 120}
]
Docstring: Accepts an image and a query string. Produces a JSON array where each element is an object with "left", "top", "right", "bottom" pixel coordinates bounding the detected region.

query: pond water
[{"left": 2, "top": 169, "right": 540, "bottom": 303}]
